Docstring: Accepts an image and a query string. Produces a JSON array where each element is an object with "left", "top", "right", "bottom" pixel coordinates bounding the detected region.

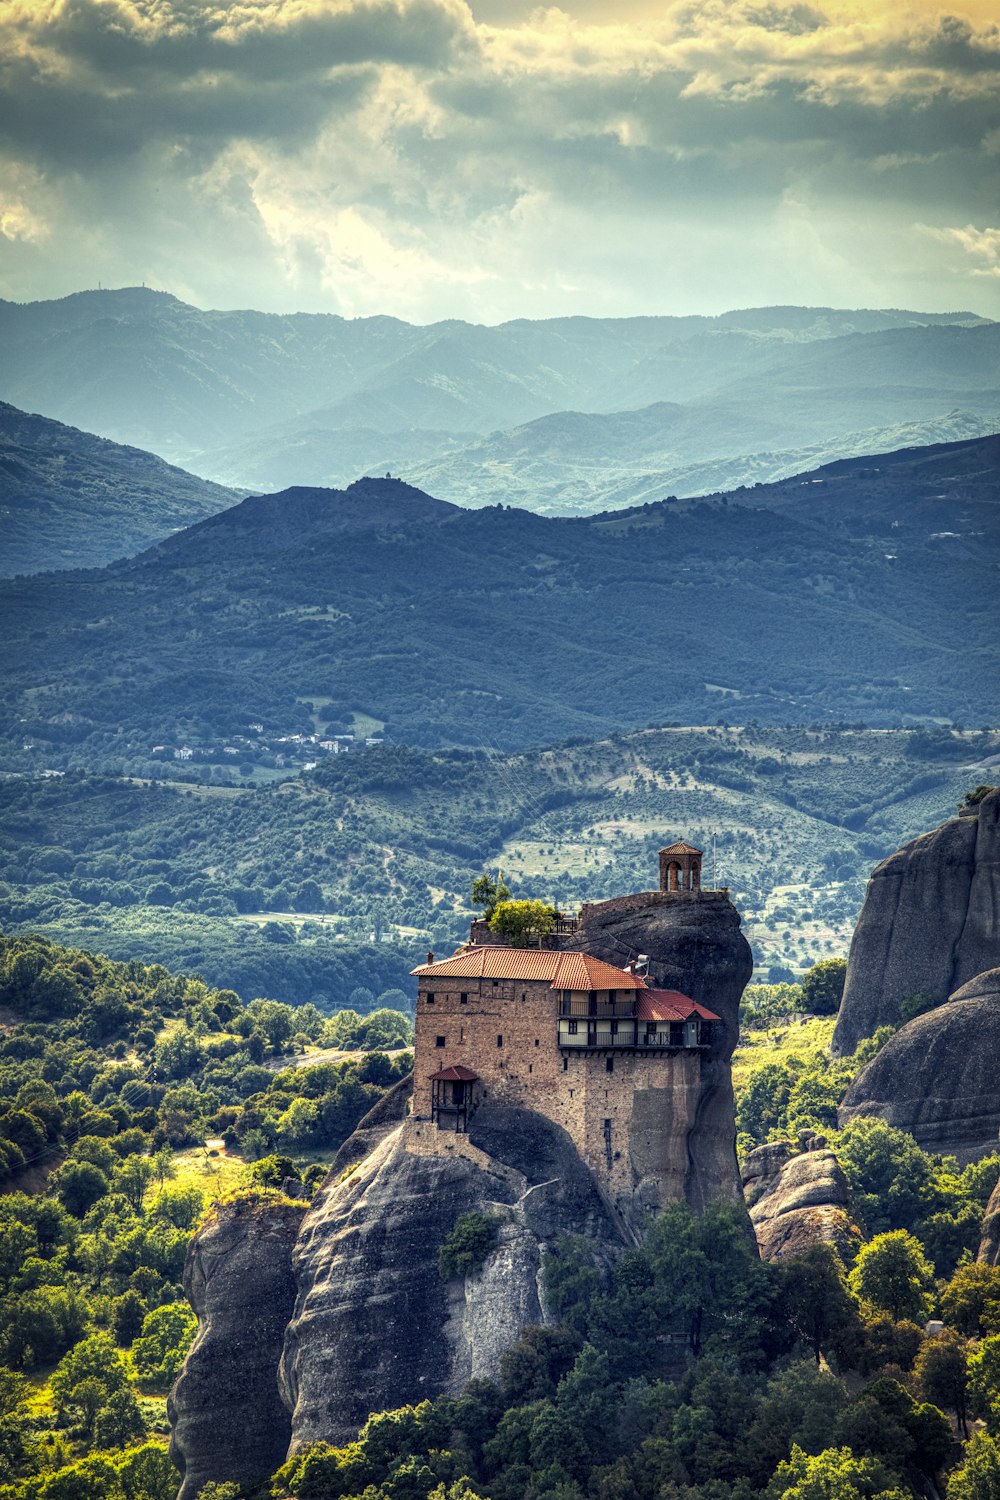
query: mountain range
[
  {"left": 1, "top": 288, "right": 996, "bottom": 518},
  {"left": 0, "top": 401, "right": 237, "bottom": 575},
  {"left": 2, "top": 434, "right": 998, "bottom": 773}
]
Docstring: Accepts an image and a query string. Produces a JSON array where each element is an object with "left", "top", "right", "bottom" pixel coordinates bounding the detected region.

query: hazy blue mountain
[
  {"left": 0, "top": 289, "right": 991, "bottom": 506},
  {"left": 1, "top": 436, "right": 997, "bottom": 775},
  {"left": 400, "top": 404, "right": 1000, "bottom": 515},
  {"left": 0, "top": 400, "right": 238, "bottom": 575}
]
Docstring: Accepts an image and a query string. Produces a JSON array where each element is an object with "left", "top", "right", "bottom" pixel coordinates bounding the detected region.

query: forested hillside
[
  {"left": 2, "top": 438, "right": 999, "bottom": 769},
  {"left": 0, "top": 929, "right": 411, "bottom": 1500},
  {"left": 1, "top": 726, "right": 996, "bottom": 1000},
  {"left": 0, "top": 403, "right": 238, "bottom": 577},
  {"left": 7, "top": 934, "right": 1000, "bottom": 1500}
]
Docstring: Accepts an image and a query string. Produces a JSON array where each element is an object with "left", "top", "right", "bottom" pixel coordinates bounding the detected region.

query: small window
[
  {"left": 610, "top": 1020, "right": 618, "bottom": 1035},
  {"left": 534, "top": 1038, "right": 540, "bottom": 1047},
  {"left": 606, "top": 1056, "right": 614, "bottom": 1073},
  {"left": 568, "top": 1020, "right": 578, "bottom": 1035},
  {"left": 492, "top": 979, "right": 499, "bottom": 988},
  {"left": 435, "top": 1035, "right": 446, "bottom": 1048},
  {"left": 608, "top": 989, "right": 617, "bottom": 1004},
  {"left": 497, "top": 1034, "right": 503, "bottom": 1048},
  {"left": 522, "top": 992, "right": 527, "bottom": 1002},
  {"left": 426, "top": 992, "right": 435, "bottom": 1005},
  {"left": 529, "top": 1064, "right": 533, "bottom": 1074},
  {"left": 562, "top": 1057, "right": 568, "bottom": 1071},
  {"left": 460, "top": 992, "right": 468, "bottom": 1005}
]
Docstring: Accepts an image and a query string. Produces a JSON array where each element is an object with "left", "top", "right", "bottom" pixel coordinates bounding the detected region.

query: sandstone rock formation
[
  {"left": 742, "top": 1142, "right": 860, "bottom": 1261},
  {"left": 168, "top": 1193, "right": 306, "bottom": 1500},
  {"left": 569, "top": 889, "right": 752, "bottom": 1208},
  {"left": 281, "top": 1107, "right": 622, "bottom": 1448},
  {"left": 171, "top": 890, "right": 752, "bottom": 1491},
  {"left": 839, "top": 967, "right": 1000, "bottom": 1162},
  {"left": 832, "top": 787, "right": 1000, "bottom": 1055}
]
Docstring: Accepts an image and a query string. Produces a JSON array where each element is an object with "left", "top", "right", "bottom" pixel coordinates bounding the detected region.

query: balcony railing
[
  {"left": 560, "top": 999, "right": 637, "bottom": 1019},
  {"left": 558, "top": 1021, "right": 710, "bottom": 1051}
]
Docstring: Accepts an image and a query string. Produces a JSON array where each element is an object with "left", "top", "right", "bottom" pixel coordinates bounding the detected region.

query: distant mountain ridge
[
  {"left": 2, "top": 434, "right": 998, "bottom": 770},
  {"left": 0, "top": 288, "right": 995, "bottom": 518},
  {"left": 0, "top": 401, "right": 238, "bottom": 576}
]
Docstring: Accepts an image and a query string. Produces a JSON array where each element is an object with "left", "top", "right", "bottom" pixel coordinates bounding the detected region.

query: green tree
[
  {"left": 131, "top": 1302, "right": 198, "bottom": 1390},
  {"left": 488, "top": 899, "right": 557, "bottom": 946},
  {"left": 472, "top": 871, "right": 511, "bottom": 922},
  {"left": 50, "top": 1332, "right": 128, "bottom": 1432},
  {"left": 781, "top": 1244, "right": 862, "bottom": 1366},
  {"left": 948, "top": 1431, "right": 1000, "bottom": 1500},
  {"left": 439, "top": 1213, "right": 500, "bottom": 1280},
  {"left": 56, "top": 1160, "right": 110, "bottom": 1218},
  {"left": 848, "top": 1231, "right": 935, "bottom": 1323},
  {"left": 968, "top": 1333, "right": 1000, "bottom": 1432},
  {"left": 767, "top": 1444, "right": 907, "bottom": 1500},
  {"left": 114, "top": 1153, "right": 155, "bottom": 1211},
  {"left": 835, "top": 1118, "right": 938, "bottom": 1235},
  {"left": 915, "top": 1330, "right": 969, "bottom": 1436},
  {"left": 941, "top": 1263, "right": 1000, "bottom": 1337},
  {"left": 801, "top": 959, "right": 848, "bottom": 1017}
]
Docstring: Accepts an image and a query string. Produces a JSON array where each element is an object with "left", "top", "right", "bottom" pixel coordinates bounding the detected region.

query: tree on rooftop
[
  {"left": 472, "top": 871, "right": 511, "bottom": 922},
  {"left": 488, "top": 900, "right": 556, "bottom": 947}
]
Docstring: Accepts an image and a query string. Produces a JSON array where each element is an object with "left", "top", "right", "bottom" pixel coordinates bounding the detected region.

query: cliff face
[
  {"left": 742, "top": 1143, "right": 860, "bottom": 1261},
  {"left": 171, "top": 889, "right": 751, "bottom": 1491},
  {"left": 569, "top": 891, "right": 752, "bottom": 1208},
  {"left": 832, "top": 788, "right": 1000, "bottom": 1055},
  {"left": 839, "top": 967, "right": 1000, "bottom": 1162},
  {"left": 281, "top": 1107, "right": 621, "bottom": 1448},
  {"left": 168, "top": 1194, "right": 305, "bottom": 1500}
]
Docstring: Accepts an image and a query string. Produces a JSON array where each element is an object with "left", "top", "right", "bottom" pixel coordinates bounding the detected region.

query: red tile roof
[
  {"left": 412, "top": 945, "right": 645, "bottom": 989},
  {"left": 637, "top": 990, "right": 721, "bottom": 1023},
  {"left": 660, "top": 842, "right": 703, "bottom": 855},
  {"left": 429, "top": 1065, "right": 480, "bottom": 1082}
]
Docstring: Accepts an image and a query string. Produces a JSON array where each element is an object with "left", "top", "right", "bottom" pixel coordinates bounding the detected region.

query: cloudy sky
[{"left": 1, "top": 0, "right": 998, "bottom": 322}]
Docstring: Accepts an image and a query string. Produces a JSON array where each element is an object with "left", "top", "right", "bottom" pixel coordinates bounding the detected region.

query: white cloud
[{"left": 0, "top": 0, "right": 997, "bottom": 317}]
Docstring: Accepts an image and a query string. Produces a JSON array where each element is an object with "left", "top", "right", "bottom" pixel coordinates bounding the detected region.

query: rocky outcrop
[
  {"left": 978, "top": 1161, "right": 1000, "bottom": 1265},
  {"left": 742, "top": 1142, "right": 860, "bottom": 1261},
  {"left": 168, "top": 1193, "right": 306, "bottom": 1500},
  {"left": 281, "top": 1107, "right": 622, "bottom": 1448},
  {"left": 569, "top": 890, "right": 752, "bottom": 1208},
  {"left": 832, "top": 788, "right": 1000, "bottom": 1055},
  {"left": 839, "top": 967, "right": 1000, "bottom": 1162},
  {"left": 171, "top": 890, "right": 752, "bottom": 1489}
]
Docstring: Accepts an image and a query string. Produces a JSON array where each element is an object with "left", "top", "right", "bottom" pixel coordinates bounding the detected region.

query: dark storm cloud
[{"left": 0, "top": 0, "right": 998, "bottom": 318}]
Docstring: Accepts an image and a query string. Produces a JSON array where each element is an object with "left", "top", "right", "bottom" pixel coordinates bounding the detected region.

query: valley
[{"left": 1, "top": 725, "right": 996, "bottom": 1005}]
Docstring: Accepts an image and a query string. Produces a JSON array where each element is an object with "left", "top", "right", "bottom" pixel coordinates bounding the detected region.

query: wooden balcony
[{"left": 557, "top": 1020, "right": 710, "bottom": 1051}]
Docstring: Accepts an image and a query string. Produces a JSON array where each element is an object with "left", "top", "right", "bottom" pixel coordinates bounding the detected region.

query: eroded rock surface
[
  {"left": 742, "top": 1142, "right": 859, "bottom": 1261},
  {"left": 833, "top": 788, "right": 1000, "bottom": 1055},
  {"left": 168, "top": 1194, "right": 305, "bottom": 1500},
  {"left": 840, "top": 967, "right": 1000, "bottom": 1161},
  {"left": 570, "top": 890, "right": 752, "bottom": 1208},
  {"left": 281, "top": 1106, "right": 622, "bottom": 1448}
]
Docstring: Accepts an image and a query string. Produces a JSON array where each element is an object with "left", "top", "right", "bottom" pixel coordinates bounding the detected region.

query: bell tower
[{"left": 659, "top": 841, "right": 703, "bottom": 893}]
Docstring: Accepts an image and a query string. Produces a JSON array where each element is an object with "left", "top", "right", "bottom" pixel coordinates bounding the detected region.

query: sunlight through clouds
[{"left": 0, "top": 0, "right": 997, "bottom": 316}]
